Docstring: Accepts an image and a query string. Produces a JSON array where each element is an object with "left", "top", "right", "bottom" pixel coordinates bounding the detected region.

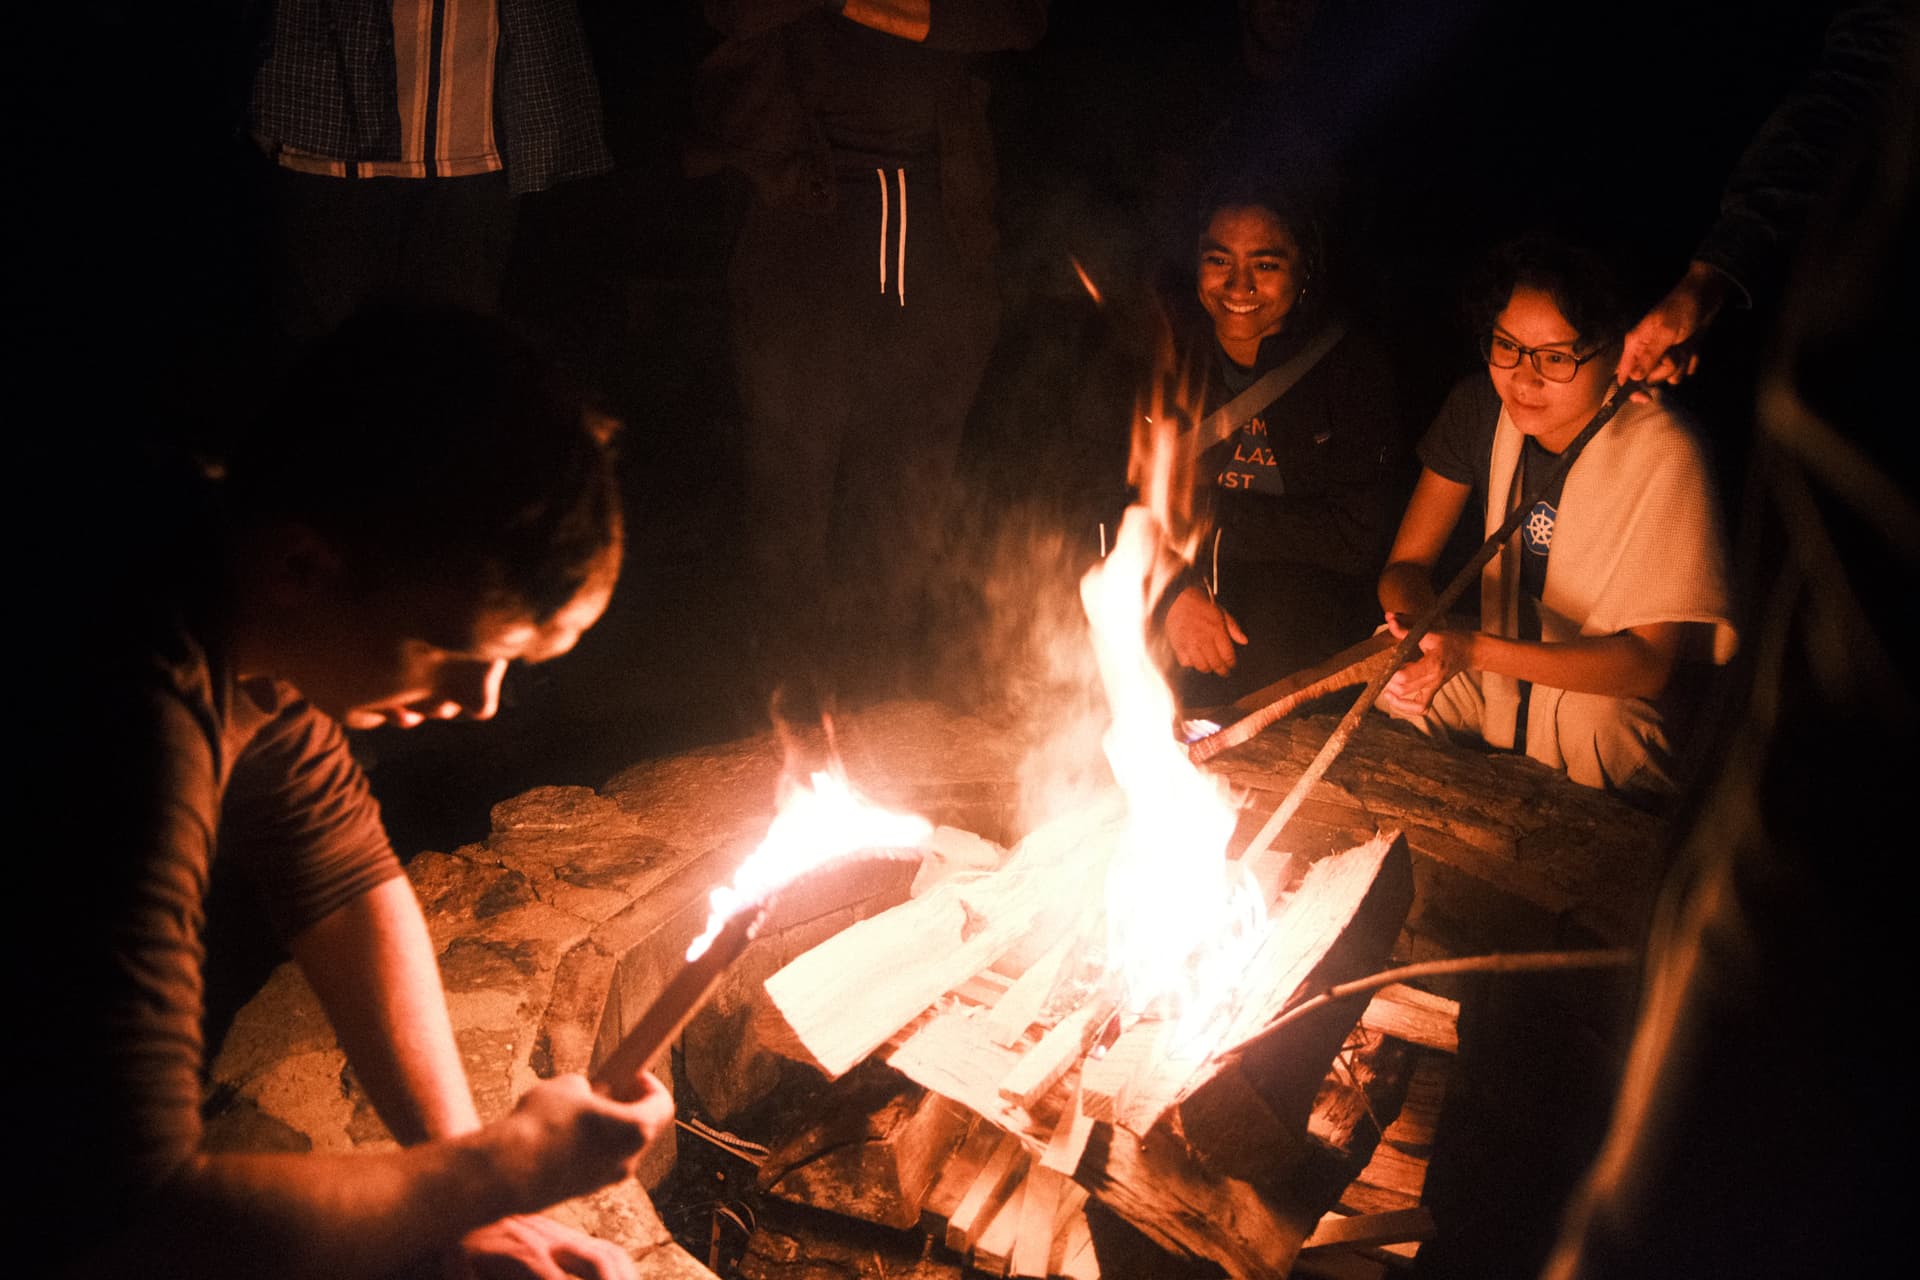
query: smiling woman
[{"left": 1147, "top": 172, "right": 1414, "bottom": 715}]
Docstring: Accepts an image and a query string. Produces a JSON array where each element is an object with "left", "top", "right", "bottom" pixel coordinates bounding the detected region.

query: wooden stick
[
  {"left": 590, "top": 903, "right": 768, "bottom": 1101},
  {"left": 1265, "top": 948, "right": 1636, "bottom": 1040},
  {"left": 1239, "top": 381, "right": 1645, "bottom": 862},
  {"left": 1186, "top": 631, "right": 1396, "bottom": 764}
]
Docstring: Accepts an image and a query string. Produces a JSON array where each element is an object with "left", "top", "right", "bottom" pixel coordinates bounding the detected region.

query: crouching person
[
  {"left": 36, "top": 305, "right": 670, "bottom": 1279},
  {"left": 1376, "top": 234, "right": 1738, "bottom": 801}
]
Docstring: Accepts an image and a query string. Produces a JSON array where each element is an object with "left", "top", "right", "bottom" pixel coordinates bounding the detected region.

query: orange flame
[{"left": 688, "top": 762, "right": 932, "bottom": 962}]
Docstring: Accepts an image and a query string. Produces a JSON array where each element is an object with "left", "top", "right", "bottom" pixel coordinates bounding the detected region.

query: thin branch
[{"left": 1266, "top": 948, "right": 1639, "bottom": 1036}]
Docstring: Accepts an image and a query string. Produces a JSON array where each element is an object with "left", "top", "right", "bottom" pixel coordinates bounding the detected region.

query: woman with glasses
[{"left": 1375, "top": 233, "right": 1738, "bottom": 800}]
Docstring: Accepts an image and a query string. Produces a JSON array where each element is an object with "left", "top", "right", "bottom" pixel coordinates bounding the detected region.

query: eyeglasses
[{"left": 1480, "top": 333, "right": 1602, "bottom": 383}]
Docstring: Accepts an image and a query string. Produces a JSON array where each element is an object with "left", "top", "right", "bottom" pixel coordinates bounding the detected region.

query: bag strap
[{"left": 1194, "top": 321, "right": 1348, "bottom": 452}]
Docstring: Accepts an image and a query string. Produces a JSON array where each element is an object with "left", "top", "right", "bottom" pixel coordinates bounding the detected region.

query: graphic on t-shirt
[
  {"left": 1217, "top": 414, "right": 1284, "bottom": 494},
  {"left": 1524, "top": 501, "right": 1556, "bottom": 556}
]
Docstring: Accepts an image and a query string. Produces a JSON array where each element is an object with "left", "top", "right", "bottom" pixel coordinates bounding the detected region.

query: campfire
[{"left": 626, "top": 446, "right": 1455, "bottom": 1277}]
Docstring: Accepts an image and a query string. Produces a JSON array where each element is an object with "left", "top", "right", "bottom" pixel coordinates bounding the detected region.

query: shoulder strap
[{"left": 1194, "top": 321, "right": 1348, "bottom": 451}]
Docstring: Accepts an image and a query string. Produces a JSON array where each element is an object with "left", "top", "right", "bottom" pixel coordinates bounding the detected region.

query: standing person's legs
[
  {"left": 393, "top": 171, "right": 518, "bottom": 316},
  {"left": 729, "top": 198, "right": 865, "bottom": 705},
  {"left": 833, "top": 172, "right": 1000, "bottom": 697},
  {"left": 264, "top": 169, "right": 516, "bottom": 356}
]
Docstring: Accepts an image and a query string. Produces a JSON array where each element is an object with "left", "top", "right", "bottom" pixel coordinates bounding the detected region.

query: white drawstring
[
  {"left": 874, "top": 166, "right": 908, "bottom": 306},
  {"left": 1210, "top": 527, "right": 1223, "bottom": 597},
  {"left": 875, "top": 168, "right": 888, "bottom": 297}
]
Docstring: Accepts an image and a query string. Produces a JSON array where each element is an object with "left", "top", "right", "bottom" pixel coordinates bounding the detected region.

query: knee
[{"left": 1554, "top": 692, "right": 1674, "bottom": 796}]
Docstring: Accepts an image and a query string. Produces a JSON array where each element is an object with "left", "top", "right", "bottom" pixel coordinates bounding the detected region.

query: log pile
[{"left": 693, "top": 784, "right": 1460, "bottom": 1279}]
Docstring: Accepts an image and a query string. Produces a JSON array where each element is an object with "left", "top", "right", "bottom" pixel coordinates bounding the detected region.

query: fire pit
[{"left": 203, "top": 696, "right": 1665, "bottom": 1279}]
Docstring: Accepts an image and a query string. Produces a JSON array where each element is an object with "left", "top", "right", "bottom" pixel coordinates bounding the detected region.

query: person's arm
[
  {"left": 290, "top": 877, "right": 480, "bottom": 1142},
  {"left": 1383, "top": 622, "right": 1689, "bottom": 720},
  {"left": 1615, "top": 259, "right": 1733, "bottom": 388},
  {"left": 1164, "top": 585, "right": 1247, "bottom": 675},
  {"left": 1377, "top": 471, "right": 1690, "bottom": 717},
  {"left": 1617, "top": 0, "right": 1916, "bottom": 389},
  {"left": 1377, "top": 467, "right": 1471, "bottom": 631},
  {"left": 95, "top": 1074, "right": 671, "bottom": 1280},
  {"left": 293, "top": 865, "right": 656, "bottom": 1280}
]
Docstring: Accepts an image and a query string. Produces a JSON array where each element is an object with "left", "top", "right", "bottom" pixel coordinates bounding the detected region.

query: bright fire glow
[
  {"left": 687, "top": 766, "right": 932, "bottom": 962},
  {"left": 1080, "top": 505, "right": 1267, "bottom": 1038}
]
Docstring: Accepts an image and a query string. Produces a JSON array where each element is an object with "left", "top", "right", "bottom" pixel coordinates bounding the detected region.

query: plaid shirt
[{"left": 249, "top": 0, "right": 611, "bottom": 195}]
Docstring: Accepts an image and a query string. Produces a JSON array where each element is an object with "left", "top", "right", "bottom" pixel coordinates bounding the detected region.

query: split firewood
[
  {"left": 1053, "top": 1211, "right": 1099, "bottom": 1280},
  {"left": 1047, "top": 1183, "right": 1093, "bottom": 1278},
  {"left": 1009, "top": 1164, "right": 1073, "bottom": 1279},
  {"left": 1357, "top": 983, "right": 1459, "bottom": 1054},
  {"left": 997, "top": 982, "right": 1122, "bottom": 1109},
  {"left": 971, "top": 1169, "right": 1028, "bottom": 1278},
  {"left": 1341, "top": 1139, "right": 1429, "bottom": 1215},
  {"left": 1078, "top": 1016, "right": 1165, "bottom": 1123},
  {"left": 945, "top": 1133, "right": 1029, "bottom": 1255},
  {"left": 1301, "top": 1207, "right": 1436, "bottom": 1252},
  {"left": 1378, "top": 1050, "right": 1450, "bottom": 1151},
  {"left": 1114, "top": 831, "right": 1412, "bottom": 1140},
  {"left": 757, "top": 1079, "right": 974, "bottom": 1230},
  {"left": 764, "top": 794, "right": 1125, "bottom": 1078},
  {"left": 922, "top": 1117, "right": 999, "bottom": 1229},
  {"left": 1072, "top": 1119, "right": 1316, "bottom": 1279},
  {"left": 982, "top": 930, "right": 1081, "bottom": 1047}
]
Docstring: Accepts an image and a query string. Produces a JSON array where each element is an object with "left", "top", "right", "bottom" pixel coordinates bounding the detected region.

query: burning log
[{"left": 763, "top": 794, "right": 1125, "bottom": 1078}]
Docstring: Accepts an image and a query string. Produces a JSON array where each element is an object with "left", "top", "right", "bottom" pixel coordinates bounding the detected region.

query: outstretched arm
[{"left": 292, "top": 879, "right": 665, "bottom": 1280}]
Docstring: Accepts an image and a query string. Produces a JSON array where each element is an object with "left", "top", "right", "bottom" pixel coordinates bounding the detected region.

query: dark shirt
[{"left": 36, "top": 471, "right": 401, "bottom": 1235}]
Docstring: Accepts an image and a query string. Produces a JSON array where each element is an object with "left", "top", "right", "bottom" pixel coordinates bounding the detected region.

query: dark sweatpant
[{"left": 728, "top": 167, "right": 999, "bottom": 702}]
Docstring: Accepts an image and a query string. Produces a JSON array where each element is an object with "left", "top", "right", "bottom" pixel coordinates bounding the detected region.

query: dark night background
[
  {"left": 37, "top": 3, "right": 1880, "bottom": 1277},
  {"left": 49, "top": 0, "right": 1841, "bottom": 855}
]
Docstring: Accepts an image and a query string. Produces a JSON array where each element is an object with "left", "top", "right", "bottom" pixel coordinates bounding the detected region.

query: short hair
[
  {"left": 1465, "top": 231, "right": 1641, "bottom": 354},
  {"left": 223, "top": 305, "right": 622, "bottom": 622}
]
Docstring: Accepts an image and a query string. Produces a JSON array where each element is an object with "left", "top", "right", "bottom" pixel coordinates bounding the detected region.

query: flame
[
  {"left": 1080, "top": 505, "right": 1267, "bottom": 1038},
  {"left": 1069, "top": 254, "right": 1103, "bottom": 306},
  {"left": 687, "top": 763, "right": 932, "bottom": 962}
]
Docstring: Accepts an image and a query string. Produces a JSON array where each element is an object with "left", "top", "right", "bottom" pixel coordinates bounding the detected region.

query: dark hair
[
  {"left": 222, "top": 305, "right": 622, "bottom": 622},
  {"left": 1193, "top": 170, "right": 1331, "bottom": 331},
  {"left": 1466, "top": 231, "right": 1641, "bottom": 355}
]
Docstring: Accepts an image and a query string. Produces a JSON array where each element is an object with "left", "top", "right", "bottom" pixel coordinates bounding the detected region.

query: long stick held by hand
[
  {"left": 589, "top": 903, "right": 770, "bottom": 1102},
  {"left": 1236, "top": 382, "right": 1644, "bottom": 862}
]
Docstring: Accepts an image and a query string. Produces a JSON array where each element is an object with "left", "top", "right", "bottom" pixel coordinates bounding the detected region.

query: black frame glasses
[{"left": 1480, "top": 333, "right": 1602, "bottom": 383}]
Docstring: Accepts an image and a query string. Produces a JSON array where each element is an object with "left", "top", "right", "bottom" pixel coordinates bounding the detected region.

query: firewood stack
[{"left": 683, "top": 785, "right": 1461, "bottom": 1279}]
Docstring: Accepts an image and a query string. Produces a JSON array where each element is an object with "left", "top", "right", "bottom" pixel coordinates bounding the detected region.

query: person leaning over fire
[
  {"left": 1375, "top": 232, "right": 1739, "bottom": 801},
  {"left": 29, "top": 306, "right": 671, "bottom": 1280},
  {"left": 1153, "top": 174, "right": 1411, "bottom": 715}
]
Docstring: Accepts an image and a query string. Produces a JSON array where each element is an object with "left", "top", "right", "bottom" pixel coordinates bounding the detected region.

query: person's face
[
  {"left": 1486, "top": 286, "right": 1615, "bottom": 452},
  {"left": 1197, "top": 205, "right": 1305, "bottom": 362},
  {"left": 296, "top": 540, "right": 622, "bottom": 731}
]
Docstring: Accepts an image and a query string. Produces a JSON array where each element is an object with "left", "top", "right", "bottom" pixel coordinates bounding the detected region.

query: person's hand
[
  {"left": 1165, "top": 585, "right": 1246, "bottom": 675},
  {"left": 1615, "top": 260, "right": 1730, "bottom": 399},
  {"left": 490, "top": 1072, "right": 673, "bottom": 1211},
  {"left": 1379, "top": 629, "right": 1472, "bottom": 720},
  {"left": 448, "top": 1213, "right": 637, "bottom": 1280}
]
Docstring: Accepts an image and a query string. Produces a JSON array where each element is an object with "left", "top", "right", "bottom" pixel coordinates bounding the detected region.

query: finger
[{"left": 1222, "top": 610, "right": 1248, "bottom": 645}]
